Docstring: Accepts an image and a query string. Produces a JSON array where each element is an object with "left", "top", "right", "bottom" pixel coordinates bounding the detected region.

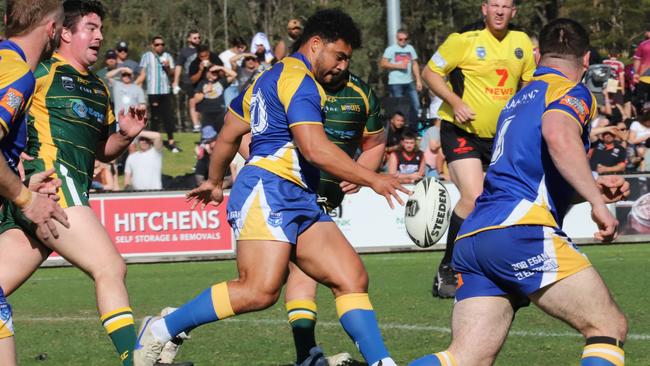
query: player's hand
[
  {"left": 20, "top": 193, "right": 69, "bottom": 241},
  {"left": 28, "top": 168, "right": 62, "bottom": 201},
  {"left": 452, "top": 101, "right": 476, "bottom": 124},
  {"left": 591, "top": 203, "right": 618, "bottom": 242},
  {"left": 369, "top": 173, "right": 412, "bottom": 209},
  {"left": 596, "top": 175, "right": 629, "bottom": 203},
  {"left": 118, "top": 105, "right": 148, "bottom": 138},
  {"left": 340, "top": 181, "right": 361, "bottom": 194},
  {"left": 186, "top": 180, "right": 224, "bottom": 209}
]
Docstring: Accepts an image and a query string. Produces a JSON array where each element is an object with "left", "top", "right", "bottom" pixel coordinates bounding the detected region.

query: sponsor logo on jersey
[
  {"left": 267, "top": 212, "right": 283, "bottom": 227},
  {"left": 0, "top": 88, "right": 24, "bottom": 116},
  {"left": 61, "top": 76, "right": 75, "bottom": 91},
  {"left": 325, "top": 127, "right": 357, "bottom": 141},
  {"left": 559, "top": 95, "right": 588, "bottom": 123},
  {"left": 430, "top": 51, "right": 447, "bottom": 68},
  {"left": 515, "top": 48, "right": 524, "bottom": 59},
  {"left": 341, "top": 104, "right": 361, "bottom": 113},
  {"left": 476, "top": 46, "right": 487, "bottom": 60},
  {"left": 71, "top": 99, "right": 106, "bottom": 121},
  {"left": 250, "top": 92, "right": 269, "bottom": 134}
]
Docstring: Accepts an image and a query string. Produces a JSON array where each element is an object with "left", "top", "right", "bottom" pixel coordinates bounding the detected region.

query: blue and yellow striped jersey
[
  {"left": 229, "top": 53, "right": 326, "bottom": 191},
  {"left": 457, "top": 67, "right": 597, "bottom": 240},
  {"left": 0, "top": 40, "right": 35, "bottom": 173}
]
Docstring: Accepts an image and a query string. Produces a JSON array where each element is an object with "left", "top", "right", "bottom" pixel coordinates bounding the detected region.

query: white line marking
[{"left": 15, "top": 316, "right": 650, "bottom": 341}]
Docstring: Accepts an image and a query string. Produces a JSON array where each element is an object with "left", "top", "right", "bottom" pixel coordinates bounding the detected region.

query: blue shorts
[
  {"left": 452, "top": 225, "right": 592, "bottom": 305},
  {"left": 0, "top": 287, "right": 13, "bottom": 339},
  {"left": 227, "top": 166, "right": 331, "bottom": 244}
]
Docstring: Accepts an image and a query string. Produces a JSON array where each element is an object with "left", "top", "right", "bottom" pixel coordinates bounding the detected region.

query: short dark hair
[
  {"left": 401, "top": 130, "right": 417, "bottom": 141},
  {"left": 197, "top": 44, "right": 210, "bottom": 54},
  {"left": 296, "top": 9, "right": 362, "bottom": 50},
  {"left": 539, "top": 18, "right": 590, "bottom": 62},
  {"left": 396, "top": 28, "right": 408, "bottom": 35},
  {"left": 187, "top": 29, "right": 199, "bottom": 38},
  {"left": 151, "top": 35, "right": 163, "bottom": 44},
  {"left": 230, "top": 36, "right": 246, "bottom": 47},
  {"left": 390, "top": 111, "right": 405, "bottom": 120},
  {"left": 62, "top": 0, "right": 105, "bottom": 32}
]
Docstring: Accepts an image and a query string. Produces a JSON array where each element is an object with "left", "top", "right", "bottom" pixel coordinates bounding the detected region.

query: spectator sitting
[
  {"left": 617, "top": 120, "right": 643, "bottom": 172},
  {"left": 230, "top": 53, "right": 261, "bottom": 93},
  {"left": 124, "top": 131, "right": 163, "bottom": 190},
  {"left": 419, "top": 121, "right": 442, "bottom": 178},
  {"left": 194, "top": 64, "right": 237, "bottom": 132},
  {"left": 629, "top": 112, "right": 650, "bottom": 158},
  {"left": 96, "top": 49, "right": 118, "bottom": 87},
  {"left": 195, "top": 126, "right": 236, "bottom": 188},
  {"left": 388, "top": 130, "right": 425, "bottom": 184},
  {"left": 385, "top": 111, "right": 407, "bottom": 155},
  {"left": 589, "top": 128, "right": 627, "bottom": 176},
  {"left": 250, "top": 32, "right": 274, "bottom": 68},
  {"left": 106, "top": 67, "right": 146, "bottom": 125},
  {"left": 92, "top": 160, "right": 118, "bottom": 191}
]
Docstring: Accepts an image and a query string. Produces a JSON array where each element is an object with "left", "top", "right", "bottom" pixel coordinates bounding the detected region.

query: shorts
[
  {"left": 0, "top": 198, "right": 36, "bottom": 238},
  {"left": 0, "top": 287, "right": 14, "bottom": 339},
  {"left": 452, "top": 225, "right": 592, "bottom": 307},
  {"left": 226, "top": 166, "right": 331, "bottom": 244},
  {"left": 316, "top": 178, "right": 344, "bottom": 213},
  {"left": 24, "top": 159, "right": 90, "bottom": 209},
  {"left": 440, "top": 121, "right": 493, "bottom": 170}
]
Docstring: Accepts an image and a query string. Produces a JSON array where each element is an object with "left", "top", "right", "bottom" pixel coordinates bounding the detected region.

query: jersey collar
[
  {"left": 52, "top": 51, "right": 89, "bottom": 75},
  {"left": 0, "top": 40, "right": 27, "bottom": 61},
  {"left": 533, "top": 66, "right": 569, "bottom": 79},
  {"left": 290, "top": 52, "right": 313, "bottom": 73}
]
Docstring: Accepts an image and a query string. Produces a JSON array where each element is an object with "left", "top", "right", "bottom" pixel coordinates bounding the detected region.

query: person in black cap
[
  {"left": 96, "top": 49, "right": 118, "bottom": 87},
  {"left": 115, "top": 41, "right": 140, "bottom": 78}
]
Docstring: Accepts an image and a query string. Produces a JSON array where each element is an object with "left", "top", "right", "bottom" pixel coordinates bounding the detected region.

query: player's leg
[
  {"left": 135, "top": 240, "right": 291, "bottom": 366},
  {"left": 294, "top": 221, "right": 394, "bottom": 366},
  {"left": 285, "top": 263, "right": 319, "bottom": 364},
  {"left": 409, "top": 296, "right": 514, "bottom": 366},
  {"left": 0, "top": 287, "right": 17, "bottom": 366},
  {"left": 42, "top": 206, "right": 135, "bottom": 366},
  {"left": 0, "top": 229, "right": 50, "bottom": 296},
  {"left": 530, "top": 267, "right": 627, "bottom": 366}
]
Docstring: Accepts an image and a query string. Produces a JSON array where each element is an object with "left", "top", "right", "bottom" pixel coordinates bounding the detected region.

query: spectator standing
[
  {"left": 633, "top": 25, "right": 650, "bottom": 108},
  {"left": 250, "top": 32, "right": 274, "bottom": 68},
  {"left": 106, "top": 67, "right": 146, "bottom": 122},
  {"left": 188, "top": 44, "right": 223, "bottom": 86},
  {"left": 388, "top": 131, "right": 425, "bottom": 184},
  {"left": 194, "top": 64, "right": 236, "bottom": 131},
  {"left": 419, "top": 122, "right": 442, "bottom": 177},
  {"left": 219, "top": 36, "right": 247, "bottom": 106},
  {"left": 136, "top": 36, "right": 180, "bottom": 152},
  {"left": 173, "top": 30, "right": 202, "bottom": 132},
  {"left": 230, "top": 53, "right": 262, "bottom": 93},
  {"left": 115, "top": 41, "right": 140, "bottom": 78},
  {"left": 96, "top": 49, "right": 118, "bottom": 87},
  {"left": 603, "top": 50, "right": 626, "bottom": 107},
  {"left": 381, "top": 28, "right": 422, "bottom": 130},
  {"left": 422, "top": 0, "right": 535, "bottom": 298},
  {"left": 590, "top": 129, "right": 627, "bottom": 175},
  {"left": 124, "top": 131, "right": 163, "bottom": 190},
  {"left": 274, "top": 18, "right": 304, "bottom": 60}
]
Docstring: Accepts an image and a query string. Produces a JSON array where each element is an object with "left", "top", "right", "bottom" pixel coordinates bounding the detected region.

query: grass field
[{"left": 10, "top": 244, "right": 650, "bottom": 365}]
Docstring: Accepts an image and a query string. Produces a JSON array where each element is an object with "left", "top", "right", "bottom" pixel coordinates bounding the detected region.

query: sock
[
  {"left": 286, "top": 299, "right": 318, "bottom": 364},
  {"left": 581, "top": 337, "right": 624, "bottom": 366},
  {"left": 372, "top": 358, "right": 398, "bottom": 366},
  {"left": 408, "top": 351, "right": 457, "bottom": 366},
  {"left": 100, "top": 307, "right": 136, "bottom": 366},
  {"left": 336, "top": 293, "right": 389, "bottom": 365},
  {"left": 441, "top": 211, "right": 464, "bottom": 265},
  {"left": 162, "top": 282, "right": 235, "bottom": 339}
]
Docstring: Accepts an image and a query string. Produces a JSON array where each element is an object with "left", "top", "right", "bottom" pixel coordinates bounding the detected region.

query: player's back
[
  {"left": 458, "top": 66, "right": 597, "bottom": 239},
  {"left": 229, "top": 53, "right": 326, "bottom": 191},
  {"left": 0, "top": 40, "right": 35, "bottom": 173}
]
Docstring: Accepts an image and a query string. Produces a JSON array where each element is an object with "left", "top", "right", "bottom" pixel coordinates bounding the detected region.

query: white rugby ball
[{"left": 404, "top": 177, "right": 452, "bottom": 248}]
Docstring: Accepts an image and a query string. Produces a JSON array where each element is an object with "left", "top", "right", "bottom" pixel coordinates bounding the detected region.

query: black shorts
[{"left": 440, "top": 120, "right": 494, "bottom": 170}]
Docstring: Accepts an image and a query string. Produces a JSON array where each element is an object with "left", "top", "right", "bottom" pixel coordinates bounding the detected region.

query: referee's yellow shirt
[{"left": 427, "top": 28, "right": 536, "bottom": 138}]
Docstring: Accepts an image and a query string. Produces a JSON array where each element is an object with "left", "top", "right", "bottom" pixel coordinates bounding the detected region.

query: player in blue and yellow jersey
[
  {"left": 409, "top": 19, "right": 629, "bottom": 366},
  {"left": 0, "top": 1, "right": 65, "bottom": 364},
  {"left": 422, "top": 0, "right": 536, "bottom": 298},
  {"left": 135, "top": 10, "right": 407, "bottom": 366},
  {"left": 0, "top": 1, "right": 147, "bottom": 365}
]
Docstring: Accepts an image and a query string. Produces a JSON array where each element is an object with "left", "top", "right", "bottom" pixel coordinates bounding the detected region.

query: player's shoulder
[
  {"left": 0, "top": 47, "right": 30, "bottom": 77},
  {"left": 278, "top": 55, "right": 323, "bottom": 94},
  {"left": 347, "top": 73, "right": 371, "bottom": 94}
]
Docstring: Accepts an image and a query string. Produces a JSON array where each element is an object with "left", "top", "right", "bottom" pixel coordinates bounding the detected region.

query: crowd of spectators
[{"left": 88, "top": 18, "right": 650, "bottom": 193}]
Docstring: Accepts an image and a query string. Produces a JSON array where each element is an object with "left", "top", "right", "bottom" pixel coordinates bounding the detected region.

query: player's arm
[
  {"left": 340, "top": 131, "right": 387, "bottom": 194},
  {"left": 96, "top": 106, "right": 146, "bottom": 162},
  {"left": 542, "top": 111, "right": 617, "bottom": 241}
]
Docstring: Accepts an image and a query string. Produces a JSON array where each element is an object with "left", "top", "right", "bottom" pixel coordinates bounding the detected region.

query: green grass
[
  {"left": 10, "top": 245, "right": 650, "bottom": 365},
  {"left": 161, "top": 132, "right": 201, "bottom": 178}
]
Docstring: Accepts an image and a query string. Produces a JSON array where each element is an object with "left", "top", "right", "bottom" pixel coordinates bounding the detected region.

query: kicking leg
[{"left": 285, "top": 263, "right": 319, "bottom": 364}]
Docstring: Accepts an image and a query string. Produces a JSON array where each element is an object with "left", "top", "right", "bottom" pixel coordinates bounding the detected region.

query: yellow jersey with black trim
[
  {"left": 427, "top": 28, "right": 536, "bottom": 138},
  {"left": 229, "top": 52, "right": 326, "bottom": 191},
  {"left": 24, "top": 52, "right": 115, "bottom": 193},
  {"left": 457, "top": 66, "right": 597, "bottom": 240},
  {"left": 0, "top": 40, "right": 35, "bottom": 173}
]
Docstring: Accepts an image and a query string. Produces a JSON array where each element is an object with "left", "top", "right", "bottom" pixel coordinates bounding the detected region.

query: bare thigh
[
  {"left": 448, "top": 158, "right": 484, "bottom": 217},
  {"left": 448, "top": 296, "right": 514, "bottom": 366},
  {"left": 530, "top": 267, "right": 627, "bottom": 341},
  {"left": 294, "top": 222, "right": 368, "bottom": 297},
  {"left": 0, "top": 337, "right": 17, "bottom": 366},
  {"left": 285, "top": 262, "right": 318, "bottom": 302},
  {"left": 0, "top": 229, "right": 50, "bottom": 295}
]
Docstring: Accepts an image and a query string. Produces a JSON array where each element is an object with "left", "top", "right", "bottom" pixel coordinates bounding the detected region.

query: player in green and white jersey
[{"left": 284, "top": 70, "right": 386, "bottom": 366}]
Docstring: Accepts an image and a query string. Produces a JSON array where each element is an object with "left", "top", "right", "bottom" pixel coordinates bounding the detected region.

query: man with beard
[
  {"left": 173, "top": 30, "right": 202, "bottom": 132},
  {"left": 0, "top": 1, "right": 147, "bottom": 365},
  {"left": 0, "top": 0, "right": 64, "bottom": 362}
]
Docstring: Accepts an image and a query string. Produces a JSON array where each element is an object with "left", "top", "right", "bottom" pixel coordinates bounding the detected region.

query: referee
[{"left": 422, "top": 0, "right": 536, "bottom": 298}]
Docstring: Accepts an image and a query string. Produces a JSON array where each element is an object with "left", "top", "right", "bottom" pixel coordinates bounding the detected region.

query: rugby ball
[{"left": 404, "top": 178, "right": 451, "bottom": 248}]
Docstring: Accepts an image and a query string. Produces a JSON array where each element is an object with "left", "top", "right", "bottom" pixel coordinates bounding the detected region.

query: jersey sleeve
[
  {"left": 0, "top": 62, "right": 33, "bottom": 136},
  {"left": 364, "top": 87, "right": 384, "bottom": 135},
  {"left": 519, "top": 35, "right": 536, "bottom": 82},
  {"left": 545, "top": 85, "right": 596, "bottom": 131},
  {"left": 228, "top": 84, "right": 252, "bottom": 125},
  {"left": 278, "top": 73, "right": 324, "bottom": 127},
  {"left": 427, "top": 33, "right": 465, "bottom": 76}
]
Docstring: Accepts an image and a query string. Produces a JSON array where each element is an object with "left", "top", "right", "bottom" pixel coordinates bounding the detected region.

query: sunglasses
[
  {"left": 398, "top": 37, "right": 408, "bottom": 41},
  {"left": 154, "top": 43, "right": 165, "bottom": 47}
]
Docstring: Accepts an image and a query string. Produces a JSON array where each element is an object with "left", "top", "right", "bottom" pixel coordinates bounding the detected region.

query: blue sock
[
  {"left": 335, "top": 293, "right": 389, "bottom": 365},
  {"left": 163, "top": 282, "right": 234, "bottom": 337}
]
